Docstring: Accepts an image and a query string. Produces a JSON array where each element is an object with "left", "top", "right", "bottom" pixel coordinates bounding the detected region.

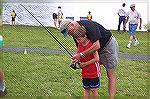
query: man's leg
[
  {"left": 107, "top": 70, "right": 116, "bottom": 99},
  {"left": 100, "top": 37, "right": 119, "bottom": 99},
  {"left": 126, "top": 24, "right": 138, "bottom": 48},
  {"left": 123, "top": 17, "right": 126, "bottom": 32},
  {"left": 117, "top": 17, "right": 122, "bottom": 32}
]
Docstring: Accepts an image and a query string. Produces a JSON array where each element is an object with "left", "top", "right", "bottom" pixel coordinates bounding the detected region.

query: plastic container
[{"left": 0, "top": 35, "right": 3, "bottom": 47}]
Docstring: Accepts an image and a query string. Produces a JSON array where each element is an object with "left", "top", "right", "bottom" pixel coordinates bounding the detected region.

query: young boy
[{"left": 71, "top": 25, "right": 100, "bottom": 99}]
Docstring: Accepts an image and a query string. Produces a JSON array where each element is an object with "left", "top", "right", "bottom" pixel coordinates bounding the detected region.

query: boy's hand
[
  {"left": 71, "top": 53, "right": 81, "bottom": 60},
  {"left": 80, "top": 63, "right": 86, "bottom": 68},
  {"left": 71, "top": 58, "right": 78, "bottom": 63}
]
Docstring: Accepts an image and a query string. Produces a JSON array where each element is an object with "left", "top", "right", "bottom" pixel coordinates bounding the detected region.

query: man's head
[
  {"left": 58, "top": 6, "right": 61, "bottom": 9},
  {"left": 122, "top": 3, "right": 126, "bottom": 7},
  {"left": 60, "top": 20, "right": 86, "bottom": 38},
  {"left": 130, "top": 4, "right": 135, "bottom": 11}
]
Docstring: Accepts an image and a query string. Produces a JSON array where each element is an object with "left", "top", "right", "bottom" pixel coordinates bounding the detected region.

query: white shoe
[
  {"left": 134, "top": 41, "right": 139, "bottom": 46},
  {"left": 126, "top": 43, "right": 131, "bottom": 48}
]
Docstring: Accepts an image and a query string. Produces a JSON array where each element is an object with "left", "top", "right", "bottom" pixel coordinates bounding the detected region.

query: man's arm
[
  {"left": 139, "top": 18, "right": 142, "bottom": 29},
  {"left": 81, "top": 51, "right": 99, "bottom": 68},
  {"left": 125, "top": 16, "right": 129, "bottom": 24},
  {"left": 72, "top": 40, "right": 100, "bottom": 60}
]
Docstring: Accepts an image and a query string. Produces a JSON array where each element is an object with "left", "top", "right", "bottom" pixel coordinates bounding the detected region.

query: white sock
[
  {"left": 129, "top": 41, "right": 132, "bottom": 44},
  {"left": 135, "top": 40, "right": 138, "bottom": 43}
]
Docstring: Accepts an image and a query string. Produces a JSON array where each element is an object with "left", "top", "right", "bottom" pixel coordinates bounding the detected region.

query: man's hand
[{"left": 139, "top": 25, "right": 142, "bottom": 30}]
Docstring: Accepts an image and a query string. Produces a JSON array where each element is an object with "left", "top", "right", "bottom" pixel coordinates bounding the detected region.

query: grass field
[{"left": 0, "top": 25, "right": 149, "bottom": 98}]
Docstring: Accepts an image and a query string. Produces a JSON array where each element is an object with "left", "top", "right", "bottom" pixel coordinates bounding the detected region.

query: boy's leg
[
  {"left": 84, "top": 89, "right": 90, "bottom": 99},
  {"left": 91, "top": 88, "right": 99, "bottom": 99}
]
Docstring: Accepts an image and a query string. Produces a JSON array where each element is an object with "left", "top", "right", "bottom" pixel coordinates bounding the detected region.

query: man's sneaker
[
  {"left": 126, "top": 43, "right": 131, "bottom": 48},
  {"left": 134, "top": 41, "right": 139, "bottom": 46}
]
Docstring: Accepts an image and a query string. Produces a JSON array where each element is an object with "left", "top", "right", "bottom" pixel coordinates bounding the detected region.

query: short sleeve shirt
[
  {"left": 78, "top": 41, "right": 100, "bottom": 78},
  {"left": 77, "top": 20, "right": 112, "bottom": 51},
  {"left": 127, "top": 10, "right": 141, "bottom": 24}
]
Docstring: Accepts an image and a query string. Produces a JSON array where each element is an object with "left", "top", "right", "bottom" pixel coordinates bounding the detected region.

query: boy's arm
[
  {"left": 72, "top": 40, "right": 100, "bottom": 60},
  {"left": 80, "top": 51, "right": 99, "bottom": 68}
]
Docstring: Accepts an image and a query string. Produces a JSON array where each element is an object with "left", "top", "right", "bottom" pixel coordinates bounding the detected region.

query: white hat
[
  {"left": 130, "top": 4, "right": 135, "bottom": 8},
  {"left": 60, "top": 19, "right": 72, "bottom": 33}
]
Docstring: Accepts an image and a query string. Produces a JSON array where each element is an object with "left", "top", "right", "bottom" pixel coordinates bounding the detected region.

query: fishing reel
[{"left": 70, "top": 61, "right": 81, "bottom": 70}]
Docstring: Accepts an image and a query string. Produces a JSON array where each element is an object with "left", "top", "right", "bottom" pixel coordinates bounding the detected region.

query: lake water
[{"left": 2, "top": 2, "right": 149, "bottom": 31}]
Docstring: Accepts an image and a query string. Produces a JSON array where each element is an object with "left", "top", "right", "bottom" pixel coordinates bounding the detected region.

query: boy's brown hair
[{"left": 72, "top": 25, "right": 86, "bottom": 38}]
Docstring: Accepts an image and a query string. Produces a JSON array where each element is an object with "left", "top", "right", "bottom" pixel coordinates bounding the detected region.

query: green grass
[
  {"left": 2, "top": 25, "right": 76, "bottom": 51},
  {"left": 0, "top": 25, "right": 149, "bottom": 98},
  {"left": 111, "top": 30, "right": 149, "bottom": 56},
  {"left": 1, "top": 25, "right": 150, "bottom": 55}
]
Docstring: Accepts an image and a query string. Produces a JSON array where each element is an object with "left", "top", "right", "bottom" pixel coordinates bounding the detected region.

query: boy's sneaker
[
  {"left": 126, "top": 43, "right": 131, "bottom": 48},
  {"left": 134, "top": 41, "right": 139, "bottom": 46}
]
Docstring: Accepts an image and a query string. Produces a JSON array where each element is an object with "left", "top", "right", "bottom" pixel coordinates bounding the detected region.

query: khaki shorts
[{"left": 99, "top": 36, "right": 119, "bottom": 71}]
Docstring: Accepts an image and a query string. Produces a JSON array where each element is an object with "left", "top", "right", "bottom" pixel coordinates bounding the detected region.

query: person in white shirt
[
  {"left": 117, "top": 3, "right": 127, "bottom": 32},
  {"left": 125, "top": 4, "right": 142, "bottom": 48}
]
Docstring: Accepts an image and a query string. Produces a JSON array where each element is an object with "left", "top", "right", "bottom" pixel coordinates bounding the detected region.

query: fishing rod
[{"left": 20, "top": 4, "right": 80, "bottom": 70}]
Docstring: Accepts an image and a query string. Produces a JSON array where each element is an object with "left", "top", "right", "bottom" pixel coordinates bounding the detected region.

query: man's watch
[{"left": 80, "top": 53, "right": 84, "bottom": 58}]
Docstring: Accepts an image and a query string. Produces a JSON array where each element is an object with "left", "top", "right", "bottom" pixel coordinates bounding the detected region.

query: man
[
  {"left": 60, "top": 20, "right": 119, "bottom": 99},
  {"left": 0, "top": 69, "right": 7, "bottom": 97},
  {"left": 117, "top": 3, "right": 127, "bottom": 32},
  {"left": 126, "top": 4, "right": 142, "bottom": 48}
]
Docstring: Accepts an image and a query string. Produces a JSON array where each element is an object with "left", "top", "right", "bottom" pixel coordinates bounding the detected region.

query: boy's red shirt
[{"left": 78, "top": 41, "right": 100, "bottom": 78}]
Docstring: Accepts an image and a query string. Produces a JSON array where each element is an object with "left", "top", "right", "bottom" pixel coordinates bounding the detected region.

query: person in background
[
  {"left": 0, "top": 69, "right": 7, "bottom": 97},
  {"left": 87, "top": 11, "right": 92, "bottom": 20},
  {"left": 117, "top": 3, "right": 127, "bottom": 32},
  {"left": 57, "top": 6, "right": 63, "bottom": 28},
  {"left": 60, "top": 20, "right": 119, "bottom": 99},
  {"left": 52, "top": 10, "right": 58, "bottom": 28},
  {"left": 11, "top": 10, "right": 17, "bottom": 26},
  {"left": 126, "top": 4, "right": 142, "bottom": 48}
]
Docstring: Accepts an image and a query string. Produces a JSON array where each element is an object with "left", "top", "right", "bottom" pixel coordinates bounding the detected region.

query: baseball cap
[
  {"left": 60, "top": 19, "right": 72, "bottom": 36},
  {"left": 130, "top": 4, "right": 135, "bottom": 8}
]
